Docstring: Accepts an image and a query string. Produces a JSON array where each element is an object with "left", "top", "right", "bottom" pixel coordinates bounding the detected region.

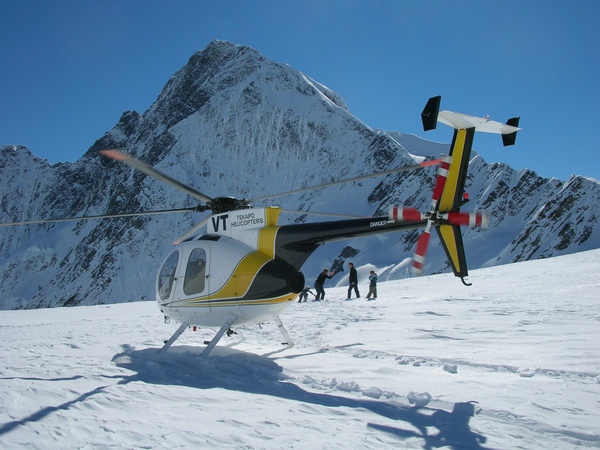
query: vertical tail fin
[
  {"left": 433, "top": 126, "right": 474, "bottom": 281},
  {"left": 502, "top": 117, "right": 520, "bottom": 146},
  {"left": 436, "top": 224, "right": 470, "bottom": 284},
  {"left": 438, "top": 128, "right": 475, "bottom": 213},
  {"left": 421, "top": 96, "right": 441, "bottom": 131}
]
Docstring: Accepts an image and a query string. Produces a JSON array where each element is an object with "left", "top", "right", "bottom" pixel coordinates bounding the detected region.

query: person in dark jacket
[
  {"left": 314, "top": 268, "right": 336, "bottom": 301},
  {"left": 346, "top": 262, "right": 360, "bottom": 300},
  {"left": 366, "top": 270, "right": 378, "bottom": 300}
]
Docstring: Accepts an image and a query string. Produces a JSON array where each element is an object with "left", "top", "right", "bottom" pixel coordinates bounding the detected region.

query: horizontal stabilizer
[
  {"left": 502, "top": 117, "right": 520, "bottom": 146},
  {"left": 421, "top": 96, "right": 441, "bottom": 131},
  {"left": 438, "top": 111, "right": 522, "bottom": 135}
]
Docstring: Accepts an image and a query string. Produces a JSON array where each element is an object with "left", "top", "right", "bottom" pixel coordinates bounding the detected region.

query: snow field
[{"left": 1, "top": 250, "right": 599, "bottom": 448}]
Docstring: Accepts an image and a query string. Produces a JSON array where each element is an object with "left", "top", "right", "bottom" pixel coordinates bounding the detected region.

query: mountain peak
[{"left": 1, "top": 41, "right": 599, "bottom": 310}]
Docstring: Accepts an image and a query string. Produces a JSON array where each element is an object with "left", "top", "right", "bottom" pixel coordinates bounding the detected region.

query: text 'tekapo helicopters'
[{"left": 2, "top": 96, "right": 520, "bottom": 355}]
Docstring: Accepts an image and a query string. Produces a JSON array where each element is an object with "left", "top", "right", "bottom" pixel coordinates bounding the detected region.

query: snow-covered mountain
[{"left": 1, "top": 40, "right": 599, "bottom": 310}]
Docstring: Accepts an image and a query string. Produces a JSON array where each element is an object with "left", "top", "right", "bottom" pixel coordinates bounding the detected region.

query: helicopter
[{"left": 1, "top": 96, "right": 520, "bottom": 355}]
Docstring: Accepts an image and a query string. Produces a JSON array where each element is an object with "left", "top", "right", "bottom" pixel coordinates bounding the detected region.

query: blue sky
[{"left": 1, "top": 0, "right": 598, "bottom": 180}]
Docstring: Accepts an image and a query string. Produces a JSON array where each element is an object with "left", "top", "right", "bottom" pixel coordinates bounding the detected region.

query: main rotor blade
[
  {"left": 172, "top": 215, "right": 212, "bottom": 244},
  {"left": 279, "top": 209, "right": 366, "bottom": 219},
  {"left": 100, "top": 150, "right": 214, "bottom": 203},
  {"left": 0, "top": 207, "right": 198, "bottom": 227},
  {"left": 249, "top": 159, "right": 442, "bottom": 202}
]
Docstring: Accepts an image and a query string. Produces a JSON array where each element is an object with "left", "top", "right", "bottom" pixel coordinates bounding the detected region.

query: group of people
[{"left": 297, "top": 262, "right": 378, "bottom": 302}]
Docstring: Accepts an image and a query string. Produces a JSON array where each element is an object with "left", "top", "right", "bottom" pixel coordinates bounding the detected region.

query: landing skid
[
  {"left": 201, "top": 317, "right": 236, "bottom": 356},
  {"left": 159, "top": 315, "right": 293, "bottom": 356},
  {"left": 159, "top": 323, "right": 187, "bottom": 353},
  {"left": 274, "top": 316, "right": 294, "bottom": 348}
]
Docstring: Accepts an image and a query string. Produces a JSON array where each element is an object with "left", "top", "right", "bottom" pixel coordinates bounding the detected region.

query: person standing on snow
[
  {"left": 314, "top": 268, "right": 336, "bottom": 301},
  {"left": 346, "top": 262, "right": 360, "bottom": 300},
  {"left": 366, "top": 271, "right": 378, "bottom": 300}
]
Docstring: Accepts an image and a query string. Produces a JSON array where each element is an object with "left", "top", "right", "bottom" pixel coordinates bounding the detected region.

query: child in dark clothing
[
  {"left": 366, "top": 271, "right": 378, "bottom": 299},
  {"left": 298, "top": 286, "right": 315, "bottom": 303}
]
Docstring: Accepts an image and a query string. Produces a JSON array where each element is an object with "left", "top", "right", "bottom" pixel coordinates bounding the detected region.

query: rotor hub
[{"left": 206, "top": 197, "right": 251, "bottom": 214}]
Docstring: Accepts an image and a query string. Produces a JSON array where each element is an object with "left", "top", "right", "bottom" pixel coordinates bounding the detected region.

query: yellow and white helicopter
[{"left": 3, "top": 96, "right": 520, "bottom": 355}]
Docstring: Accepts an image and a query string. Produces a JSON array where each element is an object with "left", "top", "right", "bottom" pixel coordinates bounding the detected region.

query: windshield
[{"left": 158, "top": 251, "right": 179, "bottom": 301}]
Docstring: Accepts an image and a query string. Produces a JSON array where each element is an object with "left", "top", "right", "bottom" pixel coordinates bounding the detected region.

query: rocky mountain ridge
[{"left": 1, "top": 40, "right": 599, "bottom": 309}]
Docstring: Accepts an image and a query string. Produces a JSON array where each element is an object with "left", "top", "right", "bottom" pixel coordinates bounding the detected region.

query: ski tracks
[{"left": 276, "top": 286, "right": 600, "bottom": 447}]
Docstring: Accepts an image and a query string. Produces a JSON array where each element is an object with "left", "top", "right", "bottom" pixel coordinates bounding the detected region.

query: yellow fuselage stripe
[
  {"left": 177, "top": 294, "right": 294, "bottom": 309},
  {"left": 178, "top": 225, "right": 281, "bottom": 305}
]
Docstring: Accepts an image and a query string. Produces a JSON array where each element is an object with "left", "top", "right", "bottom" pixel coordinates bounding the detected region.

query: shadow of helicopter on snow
[{"left": 112, "top": 345, "right": 490, "bottom": 449}]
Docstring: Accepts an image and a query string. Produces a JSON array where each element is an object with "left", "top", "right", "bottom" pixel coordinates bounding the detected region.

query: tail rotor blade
[
  {"left": 442, "top": 211, "right": 489, "bottom": 229},
  {"left": 410, "top": 224, "right": 432, "bottom": 276},
  {"left": 405, "top": 154, "right": 453, "bottom": 277},
  {"left": 429, "top": 155, "right": 452, "bottom": 211},
  {"left": 388, "top": 205, "right": 424, "bottom": 222}
]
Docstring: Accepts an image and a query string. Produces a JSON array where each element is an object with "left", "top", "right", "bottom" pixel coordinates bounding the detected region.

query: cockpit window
[
  {"left": 158, "top": 251, "right": 179, "bottom": 301},
  {"left": 183, "top": 248, "right": 207, "bottom": 295}
]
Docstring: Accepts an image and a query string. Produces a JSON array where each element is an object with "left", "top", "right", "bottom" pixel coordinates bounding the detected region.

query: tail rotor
[
  {"left": 387, "top": 95, "right": 518, "bottom": 283},
  {"left": 411, "top": 154, "right": 451, "bottom": 275},
  {"left": 389, "top": 154, "right": 454, "bottom": 275},
  {"left": 389, "top": 153, "right": 489, "bottom": 277},
  {"left": 389, "top": 203, "right": 489, "bottom": 276}
]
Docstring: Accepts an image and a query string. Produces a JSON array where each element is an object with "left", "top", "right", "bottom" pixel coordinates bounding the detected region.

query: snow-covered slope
[
  {"left": 1, "top": 249, "right": 599, "bottom": 448},
  {"left": 1, "top": 40, "right": 599, "bottom": 309}
]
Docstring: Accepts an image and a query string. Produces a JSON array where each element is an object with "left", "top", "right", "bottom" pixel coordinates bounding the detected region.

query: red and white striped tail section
[
  {"left": 388, "top": 206, "right": 423, "bottom": 222},
  {"left": 410, "top": 228, "right": 431, "bottom": 275},
  {"left": 441, "top": 211, "right": 489, "bottom": 229},
  {"left": 429, "top": 155, "right": 452, "bottom": 210}
]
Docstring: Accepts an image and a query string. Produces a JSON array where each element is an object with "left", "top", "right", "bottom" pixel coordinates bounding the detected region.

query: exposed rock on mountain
[{"left": 1, "top": 40, "right": 598, "bottom": 309}]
